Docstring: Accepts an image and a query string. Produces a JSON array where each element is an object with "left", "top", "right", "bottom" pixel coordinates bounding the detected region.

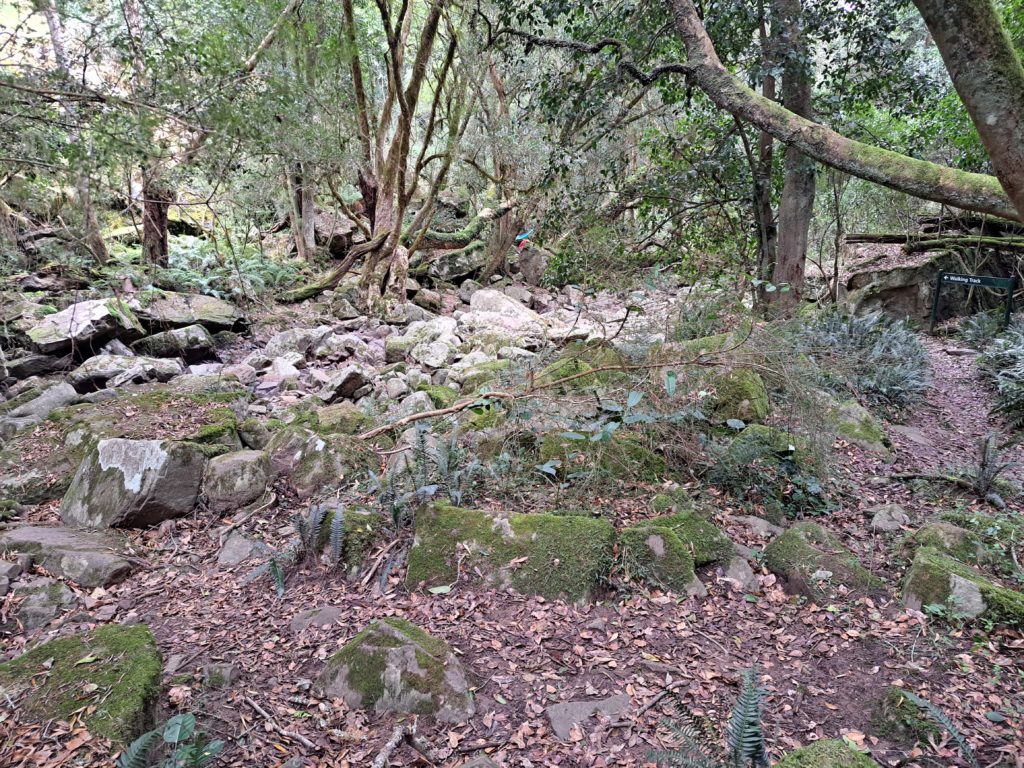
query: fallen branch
[
  {"left": 370, "top": 724, "right": 439, "bottom": 768},
  {"left": 243, "top": 696, "right": 316, "bottom": 750},
  {"left": 888, "top": 471, "right": 975, "bottom": 491},
  {"left": 279, "top": 230, "right": 389, "bottom": 303}
]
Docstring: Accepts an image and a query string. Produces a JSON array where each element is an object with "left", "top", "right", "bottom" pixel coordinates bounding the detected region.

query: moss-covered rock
[
  {"left": 459, "top": 359, "right": 511, "bottom": 393},
  {"left": 903, "top": 523, "right": 985, "bottom": 565},
  {"left": 313, "top": 503, "right": 381, "bottom": 575},
  {"left": 678, "top": 332, "right": 735, "bottom": 358},
  {"left": 407, "top": 504, "right": 616, "bottom": 601},
  {"left": 0, "top": 624, "right": 161, "bottom": 743},
  {"left": 316, "top": 402, "right": 371, "bottom": 435},
  {"left": 649, "top": 509, "right": 733, "bottom": 566},
  {"left": 729, "top": 424, "right": 805, "bottom": 461},
  {"left": 710, "top": 368, "right": 769, "bottom": 423},
  {"left": 870, "top": 687, "right": 941, "bottom": 744},
  {"left": 534, "top": 356, "right": 596, "bottom": 391},
  {"left": 832, "top": 400, "right": 891, "bottom": 459},
  {"left": 619, "top": 525, "right": 702, "bottom": 594},
  {"left": 285, "top": 432, "right": 378, "bottom": 500},
  {"left": 764, "top": 522, "right": 881, "bottom": 599},
  {"left": 902, "top": 547, "right": 1024, "bottom": 627},
  {"left": 775, "top": 739, "right": 881, "bottom": 767},
  {"left": 313, "top": 617, "right": 473, "bottom": 722},
  {"left": 418, "top": 385, "right": 459, "bottom": 409},
  {"left": 539, "top": 433, "right": 666, "bottom": 482}
]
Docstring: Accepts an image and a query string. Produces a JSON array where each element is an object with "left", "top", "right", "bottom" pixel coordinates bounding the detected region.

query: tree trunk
[
  {"left": 752, "top": 1, "right": 777, "bottom": 306},
  {"left": 289, "top": 163, "right": 316, "bottom": 260},
  {"left": 142, "top": 176, "right": 171, "bottom": 267},
  {"left": 912, "top": 0, "right": 1024, "bottom": 219},
  {"left": 667, "top": 0, "right": 1020, "bottom": 221},
  {"left": 770, "top": 0, "right": 815, "bottom": 312}
]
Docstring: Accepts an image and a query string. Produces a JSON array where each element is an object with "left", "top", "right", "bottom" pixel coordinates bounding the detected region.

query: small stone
[
  {"left": 203, "top": 662, "right": 240, "bottom": 688},
  {"left": 217, "top": 532, "right": 268, "bottom": 566},
  {"left": 290, "top": 605, "right": 343, "bottom": 633},
  {"left": 870, "top": 503, "right": 910, "bottom": 532},
  {"left": 545, "top": 694, "right": 630, "bottom": 740}
]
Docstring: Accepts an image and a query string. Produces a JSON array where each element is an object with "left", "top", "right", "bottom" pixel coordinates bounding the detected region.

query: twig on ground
[{"left": 243, "top": 695, "right": 316, "bottom": 750}]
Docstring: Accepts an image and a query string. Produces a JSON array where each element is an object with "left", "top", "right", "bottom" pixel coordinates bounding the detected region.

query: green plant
[
  {"left": 651, "top": 668, "right": 769, "bottom": 768},
  {"left": 116, "top": 714, "right": 224, "bottom": 768},
  {"left": 956, "top": 432, "right": 1015, "bottom": 504},
  {"left": 292, "top": 505, "right": 328, "bottom": 565},
  {"left": 959, "top": 311, "right": 1003, "bottom": 349},
  {"left": 798, "top": 310, "right": 929, "bottom": 414},
  {"left": 897, "top": 691, "right": 979, "bottom": 768}
]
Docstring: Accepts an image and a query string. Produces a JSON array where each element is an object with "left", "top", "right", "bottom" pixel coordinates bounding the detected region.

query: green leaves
[{"left": 162, "top": 714, "right": 196, "bottom": 745}]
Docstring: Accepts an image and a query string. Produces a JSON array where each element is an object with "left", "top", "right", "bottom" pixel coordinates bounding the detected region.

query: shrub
[
  {"left": 978, "top": 318, "right": 1024, "bottom": 429},
  {"left": 797, "top": 310, "right": 929, "bottom": 414}
]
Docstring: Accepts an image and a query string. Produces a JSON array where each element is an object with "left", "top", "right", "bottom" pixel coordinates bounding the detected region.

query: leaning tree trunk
[
  {"left": 770, "top": 0, "right": 815, "bottom": 313},
  {"left": 667, "top": 0, "right": 1020, "bottom": 221},
  {"left": 912, "top": 0, "right": 1024, "bottom": 219}
]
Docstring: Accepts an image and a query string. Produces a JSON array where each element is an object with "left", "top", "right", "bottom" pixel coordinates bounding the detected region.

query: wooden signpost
[{"left": 929, "top": 272, "right": 1016, "bottom": 333}]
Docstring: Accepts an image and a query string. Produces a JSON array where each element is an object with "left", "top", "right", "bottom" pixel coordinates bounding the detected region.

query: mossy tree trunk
[
  {"left": 912, "top": 0, "right": 1024, "bottom": 220},
  {"left": 667, "top": 0, "right": 1022, "bottom": 222}
]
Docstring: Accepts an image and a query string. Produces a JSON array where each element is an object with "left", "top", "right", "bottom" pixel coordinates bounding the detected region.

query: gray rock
[
  {"left": 518, "top": 245, "right": 552, "bottom": 286},
  {"left": 383, "top": 303, "right": 434, "bottom": 326},
  {"left": 722, "top": 556, "right": 759, "bottom": 592},
  {"left": 312, "top": 333, "right": 367, "bottom": 362},
  {"left": 948, "top": 575, "right": 986, "bottom": 618},
  {"left": 100, "top": 338, "right": 135, "bottom": 356},
  {"left": 428, "top": 247, "right": 487, "bottom": 282},
  {"left": 385, "top": 377, "right": 410, "bottom": 399},
  {"left": 319, "top": 364, "right": 372, "bottom": 403},
  {"left": 27, "top": 298, "right": 144, "bottom": 354},
  {"left": 3, "top": 350, "right": 70, "bottom": 380},
  {"left": 217, "top": 532, "right": 268, "bottom": 566},
  {"left": 0, "top": 525, "right": 134, "bottom": 587},
  {"left": 0, "top": 560, "right": 23, "bottom": 580},
  {"left": 410, "top": 339, "right": 455, "bottom": 369},
  {"left": 290, "top": 605, "right": 344, "bottom": 633},
  {"left": 732, "top": 515, "right": 784, "bottom": 538},
  {"left": 461, "top": 758, "right": 500, "bottom": 768},
  {"left": 4, "top": 576, "right": 75, "bottom": 631},
  {"left": 131, "top": 291, "right": 244, "bottom": 331},
  {"left": 203, "top": 663, "right": 240, "bottom": 688},
  {"left": 391, "top": 391, "right": 434, "bottom": 421},
  {"left": 458, "top": 279, "right": 483, "bottom": 304},
  {"left": 131, "top": 325, "right": 214, "bottom": 362},
  {"left": 870, "top": 503, "right": 911, "bottom": 532},
  {"left": 0, "top": 382, "right": 78, "bottom": 438},
  {"left": 314, "top": 618, "right": 474, "bottom": 722},
  {"left": 202, "top": 450, "right": 269, "bottom": 514},
  {"left": 545, "top": 694, "right": 630, "bottom": 739},
  {"left": 60, "top": 439, "right": 208, "bottom": 528},
  {"left": 68, "top": 354, "right": 183, "bottom": 391},
  {"left": 265, "top": 326, "right": 332, "bottom": 358}
]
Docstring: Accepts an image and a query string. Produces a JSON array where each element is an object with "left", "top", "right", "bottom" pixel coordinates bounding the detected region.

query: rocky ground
[{"left": 0, "top": 274, "right": 1022, "bottom": 768}]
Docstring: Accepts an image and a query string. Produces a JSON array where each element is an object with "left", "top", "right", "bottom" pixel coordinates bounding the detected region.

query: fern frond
[
  {"left": 307, "top": 504, "right": 327, "bottom": 557},
  {"left": 725, "top": 669, "right": 768, "bottom": 768},
  {"left": 116, "top": 730, "right": 159, "bottom": 768},
  {"left": 900, "top": 690, "right": 979, "bottom": 768},
  {"left": 329, "top": 508, "right": 346, "bottom": 567},
  {"left": 269, "top": 557, "right": 286, "bottom": 597}
]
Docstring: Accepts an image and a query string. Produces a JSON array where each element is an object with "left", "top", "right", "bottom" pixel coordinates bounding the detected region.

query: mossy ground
[
  {"left": 618, "top": 525, "right": 698, "bottom": 591},
  {"left": 0, "top": 624, "right": 161, "bottom": 744},
  {"left": 870, "top": 687, "right": 941, "bottom": 744},
  {"left": 710, "top": 368, "right": 770, "bottom": 423},
  {"left": 406, "top": 504, "right": 616, "bottom": 600},
  {"left": 539, "top": 433, "right": 666, "bottom": 482},
  {"left": 775, "top": 739, "right": 880, "bottom": 767},
  {"left": 649, "top": 509, "right": 733, "bottom": 566}
]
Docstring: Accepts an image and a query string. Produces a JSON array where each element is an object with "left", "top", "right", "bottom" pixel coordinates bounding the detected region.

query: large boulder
[
  {"left": 459, "top": 290, "right": 549, "bottom": 344},
  {"left": 831, "top": 399, "right": 891, "bottom": 459},
  {"left": 618, "top": 524, "right": 704, "bottom": 595},
  {"left": 26, "top": 298, "right": 144, "bottom": 355},
  {"left": 130, "top": 324, "right": 214, "bottom": 362},
  {"left": 0, "top": 625, "right": 162, "bottom": 743},
  {"left": 407, "top": 504, "right": 616, "bottom": 601},
  {"left": 314, "top": 618, "right": 474, "bottom": 722},
  {"left": 384, "top": 317, "right": 461, "bottom": 366},
  {"left": 710, "top": 368, "right": 770, "bottom": 423},
  {"left": 131, "top": 290, "right": 244, "bottom": 331},
  {"left": 0, "top": 525, "right": 134, "bottom": 587},
  {"left": 318, "top": 363, "right": 373, "bottom": 403},
  {"left": 266, "top": 427, "right": 377, "bottom": 499},
  {"left": 60, "top": 438, "right": 208, "bottom": 528},
  {"left": 264, "top": 326, "right": 332, "bottom": 358},
  {"left": 68, "top": 354, "right": 184, "bottom": 391},
  {"left": 764, "top": 522, "right": 881, "bottom": 599},
  {"left": 903, "top": 547, "right": 1024, "bottom": 627},
  {"left": 201, "top": 450, "right": 269, "bottom": 514}
]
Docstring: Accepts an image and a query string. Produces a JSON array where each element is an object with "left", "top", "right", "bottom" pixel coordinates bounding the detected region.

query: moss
[
  {"left": 539, "top": 433, "right": 666, "bottom": 482},
  {"left": 316, "top": 402, "right": 370, "bottom": 435},
  {"left": 534, "top": 356, "right": 595, "bottom": 390},
  {"left": 710, "top": 368, "right": 770, "bottom": 423},
  {"left": 870, "top": 687, "right": 941, "bottom": 743},
  {"left": 649, "top": 494, "right": 676, "bottom": 514},
  {"left": 619, "top": 525, "right": 698, "bottom": 591},
  {"left": 406, "top": 504, "right": 616, "bottom": 601},
  {"left": 775, "top": 739, "right": 881, "bottom": 767},
  {"left": 189, "top": 406, "right": 238, "bottom": 443},
  {"left": 731, "top": 424, "right": 805, "bottom": 460},
  {"left": 0, "top": 625, "right": 161, "bottom": 744},
  {"left": 903, "top": 547, "right": 1024, "bottom": 627},
  {"left": 467, "top": 405, "right": 505, "bottom": 430},
  {"left": 418, "top": 385, "right": 459, "bottom": 409},
  {"left": 461, "top": 359, "right": 511, "bottom": 393},
  {"left": 650, "top": 510, "right": 733, "bottom": 566},
  {"left": 904, "top": 523, "right": 984, "bottom": 564},
  {"left": 764, "top": 522, "right": 881, "bottom": 599},
  {"left": 321, "top": 618, "right": 450, "bottom": 710},
  {"left": 319, "top": 506, "right": 380, "bottom": 572}
]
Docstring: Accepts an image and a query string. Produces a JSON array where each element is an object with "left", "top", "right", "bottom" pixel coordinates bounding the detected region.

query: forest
[{"left": 1, "top": 0, "right": 1024, "bottom": 766}]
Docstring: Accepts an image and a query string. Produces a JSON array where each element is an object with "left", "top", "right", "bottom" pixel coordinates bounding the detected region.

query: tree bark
[
  {"left": 142, "top": 175, "right": 171, "bottom": 267},
  {"left": 770, "top": 0, "right": 815, "bottom": 311},
  {"left": 912, "top": 0, "right": 1024, "bottom": 219},
  {"left": 667, "top": 0, "right": 1020, "bottom": 221}
]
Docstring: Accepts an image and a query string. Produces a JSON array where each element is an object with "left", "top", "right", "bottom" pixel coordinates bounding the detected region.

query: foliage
[
  {"left": 954, "top": 433, "right": 1016, "bottom": 504},
  {"left": 651, "top": 668, "right": 769, "bottom": 768},
  {"left": 797, "top": 310, "right": 930, "bottom": 414},
  {"left": 958, "top": 311, "right": 1004, "bottom": 349},
  {"left": 897, "top": 691, "right": 979, "bottom": 768},
  {"left": 116, "top": 714, "right": 223, "bottom": 768},
  {"left": 978, "top": 318, "right": 1024, "bottom": 428}
]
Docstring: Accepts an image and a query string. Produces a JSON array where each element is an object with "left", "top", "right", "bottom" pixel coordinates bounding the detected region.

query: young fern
[
  {"left": 116, "top": 731, "right": 159, "bottom": 768},
  {"left": 651, "top": 668, "right": 769, "bottom": 768},
  {"left": 899, "top": 690, "right": 979, "bottom": 768},
  {"left": 329, "top": 509, "right": 346, "bottom": 568}
]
